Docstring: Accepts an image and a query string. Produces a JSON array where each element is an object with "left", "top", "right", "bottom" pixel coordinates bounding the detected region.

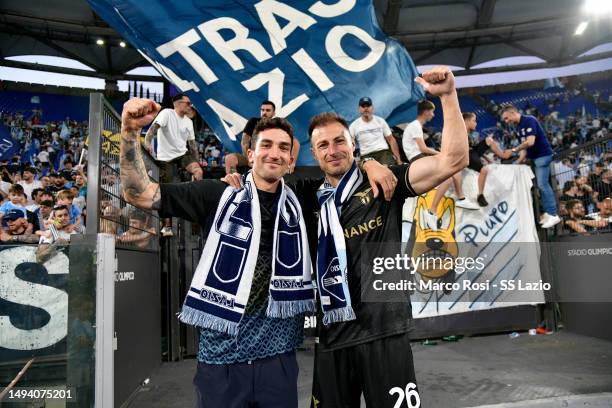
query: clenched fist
[
  {"left": 121, "top": 98, "right": 161, "bottom": 133},
  {"left": 415, "top": 66, "right": 456, "bottom": 97}
]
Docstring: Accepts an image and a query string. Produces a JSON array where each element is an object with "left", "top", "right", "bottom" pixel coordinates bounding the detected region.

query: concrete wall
[
  {"left": 114, "top": 249, "right": 161, "bottom": 407},
  {"left": 554, "top": 233, "right": 612, "bottom": 342}
]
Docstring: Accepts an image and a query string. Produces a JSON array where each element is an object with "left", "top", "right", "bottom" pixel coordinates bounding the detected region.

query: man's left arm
[
  {"left": 187, "top": 139, "right": 199, "bottom": 159},
  {"left": 512, "top": 135, "right": 535, "bottom": 152},
  {"left": 187, "top": 118, "right": 198, "bottom": 158},
  {"left": 2, "top": 232, "right": 39, "bottom": 244},
  {"left": 186, "top": 121, "right": 203, "bottom": 180},
  {"left": 385, "top": 134, "right": 403, "bottom": 164},
  {"left": 407, "top": 67, "right": 469, "bottom": 194},
  {"left": 515, "top": 150, "right": 527, "bottom": 164},
  {"left": 362, "top": 160, "right": 398, "bottom": 201}
]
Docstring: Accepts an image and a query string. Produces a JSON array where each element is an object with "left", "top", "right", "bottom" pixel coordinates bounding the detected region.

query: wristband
[
  {"left": 361, "top": 157, "right": 376, "bottom": 164},
  {"left": 360, "top": 157, "right": 375, "bottom": 170}
]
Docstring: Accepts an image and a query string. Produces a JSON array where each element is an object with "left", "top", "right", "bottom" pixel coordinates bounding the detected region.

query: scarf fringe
[
  {"left": 178, "top": 305, "right": 239, "bottom": 336},
  {"left": 267, "top": 299, "right": 316, "bottom": 318},
  {"left": 322, "top": 305, "right": 356, "bottom": 326}
]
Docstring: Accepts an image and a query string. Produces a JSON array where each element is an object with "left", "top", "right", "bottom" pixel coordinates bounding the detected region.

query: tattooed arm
[
  {"left": 144, "top": 123, "right": 160, "bottom": 155},
  {"left": 120, "top": 98, "right": 162, "bottom": 210},
  {"left": 186, "top": 139, "right": 203, "bottom": 180},
  {"left": 187, "top": 139, "right": 199, "bottom": 159}
]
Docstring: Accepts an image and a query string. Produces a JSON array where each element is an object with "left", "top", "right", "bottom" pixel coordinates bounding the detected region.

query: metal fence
[
  {"left": 87, "top": 93, "right": 160, "bottom": 250},
  {"left": 550, "top": 134, "right": 612, "bottom": 235}
]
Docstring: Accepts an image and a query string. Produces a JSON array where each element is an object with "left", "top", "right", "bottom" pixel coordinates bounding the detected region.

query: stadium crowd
[{"left": 1, "top": 76, "right": 611, "bottom": 243}]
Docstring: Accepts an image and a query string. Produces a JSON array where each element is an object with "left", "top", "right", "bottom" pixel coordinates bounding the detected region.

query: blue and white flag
[
  {"left": 88, "top": 0, "right": 424, "bottom": 165},
  {"left": 59, "top": 122, "right": 71, "bottom": 140},
  {"left": 0, "top": 125, "right": 19, "bottom": 161}
]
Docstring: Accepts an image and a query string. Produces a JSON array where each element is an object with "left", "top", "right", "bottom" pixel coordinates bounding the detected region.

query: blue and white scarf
[
  {"left": 179, "top": 172, "right": 315, "bottom": 335},
  {"left": 316, "top": 162, "right": 363, "bottom": 325}
]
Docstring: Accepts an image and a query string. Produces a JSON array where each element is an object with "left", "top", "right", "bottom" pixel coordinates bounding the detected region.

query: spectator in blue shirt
[
  {"left": 501, "top": 105, "right": 560, "bottom": 228},
  {"left": 56, "top": 189, "right": 82, "bottom": 227},
  {"left": 0, "top": 184, "right": 28, "bottom": 220}
]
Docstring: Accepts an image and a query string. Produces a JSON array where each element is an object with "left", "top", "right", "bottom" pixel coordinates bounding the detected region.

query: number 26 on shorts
[{"left": 389, "top": 382, "right": 421, "bottom": 408}]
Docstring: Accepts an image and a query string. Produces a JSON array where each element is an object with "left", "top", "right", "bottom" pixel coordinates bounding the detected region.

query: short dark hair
[
  {"left": 500, "top": 105, "right": 518, "bottom": 115},
  {"left": 31, "top": 188, "right": 44, "bottom": 199},
  {"left": 261, "top": 100, "right": 276, "bottom": 111},
  {"left": 53, "top": 204, "right": 69, "bottom": 213},
  {"left": 308, "top": 112, "right": 349, "bottom": 140},
  {"left": 563, "top": 180, "right": 576, "bottom": 192},
  {"left": 567, "top": 199, "right": 583, "bottom": 212},
  {"left": 172, "top": 93, "right": 187, "bottom": 103},
  {"left": 8, "top": 184, "right": 24, "bottom": 195},
  {"left": 23, "top": 166, "right": 37, "bottom": 174},
  {"left": 251, "top": 117, "right": 294, "bottom": 149},
  {"left": 462, "top": 112, "right": 476, "bottom": 120},
  {"left": 40, "top": 199, "right": 55, "bottom": 207},
  {"left": 417, "top": 100, "right": 435, "bottom": 116}
]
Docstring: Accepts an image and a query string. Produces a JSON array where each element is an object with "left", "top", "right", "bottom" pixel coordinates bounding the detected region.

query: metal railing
[
  {"left": 87, "top": 93, "right": 160, "bottom": 250},
  {"left": 550, "top": 134, "right": 612, "bottom": 235}
]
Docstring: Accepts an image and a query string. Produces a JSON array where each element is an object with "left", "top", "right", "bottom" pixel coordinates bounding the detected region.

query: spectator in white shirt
[
  {"left": 349, "top": 97, "right": 403, "bottom": 166},
  {"left": 403, "top": 101, "right": 478, "bottom": 229},
  {"left": 18, "top": 167, "right": 42, "bottom": 205}
]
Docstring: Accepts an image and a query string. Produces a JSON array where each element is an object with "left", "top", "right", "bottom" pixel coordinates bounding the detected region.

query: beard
[{"left": 321, "top": 155, "right": 352, "bottom": 179}]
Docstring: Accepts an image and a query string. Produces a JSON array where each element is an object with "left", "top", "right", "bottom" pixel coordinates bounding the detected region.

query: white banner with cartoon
[{"left": 402, "top": 164, "right": 545, "bottom": 319}]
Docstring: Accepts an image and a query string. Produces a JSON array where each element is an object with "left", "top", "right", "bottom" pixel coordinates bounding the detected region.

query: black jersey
[
  {"left": 316, "top": 164, "right": 418, "bottom": 351},
  {"left": 472, "top": 138, "right": 489, "bottom": 157}
]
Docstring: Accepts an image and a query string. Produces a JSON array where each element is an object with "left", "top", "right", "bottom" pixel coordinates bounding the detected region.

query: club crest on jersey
[{"left": 353, "top": 187, "right": 372, "bottom": 205}]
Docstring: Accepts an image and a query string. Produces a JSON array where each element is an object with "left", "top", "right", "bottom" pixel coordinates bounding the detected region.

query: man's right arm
[{"left": 120, "top": 99, "right": 162, "bottom": 210}]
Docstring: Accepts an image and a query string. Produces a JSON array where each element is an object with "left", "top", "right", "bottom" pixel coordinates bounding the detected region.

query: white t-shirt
[
  {"left": 402, "top": 120, "right": 425, "bottom": 160},
  {"left": 0, "top": 181, "right": 11, "bottom": 197},
  {"left": 38, "top": 151, "right": 50, "bottom": 163},
  {"left": 152, "top": 109, "right": 195, "bottom": 161},
  {"left": 39, "top": 224, "right": 85, "bottom": 244},
  {"left": 18, "top": 180, "right": 43, "bottom": 204},
  {"left": 349, "top": 115, "right": 391, "bottom": 156}
]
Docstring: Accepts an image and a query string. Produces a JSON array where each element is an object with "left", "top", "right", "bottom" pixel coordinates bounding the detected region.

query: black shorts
[
  {"left": 362, "top": 149, "right": 396, "bottom": 166},
  {"left": 311, "top": 333, "right": 420, "bottom": 408},
  {"left": 158, "top": 151, "right": 198, "bottom": 183},
  {"left": 409, "top": 152, "right": 433, "bottom": 162},
  {"left": 468, "top": 150, "right": 484, "bottom": 172}
]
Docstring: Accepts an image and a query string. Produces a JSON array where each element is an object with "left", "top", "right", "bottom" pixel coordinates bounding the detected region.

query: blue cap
[
  {"left": 2, "top": 209, "right": 26, "bottom": 227},
  {"left": 4, "top": 209, "right": 25, "bottom": 221},
  {"left": 358, "top": 97, "right": 372, "bottom": 107}
]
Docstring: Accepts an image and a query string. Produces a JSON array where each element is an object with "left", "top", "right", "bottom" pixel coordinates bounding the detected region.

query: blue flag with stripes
[
  {"left": 87, "top": 0, "right": 424, "bottom": 165},
  {"left": 0, "top": 125, "right": 19, "bottom": 162}
]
